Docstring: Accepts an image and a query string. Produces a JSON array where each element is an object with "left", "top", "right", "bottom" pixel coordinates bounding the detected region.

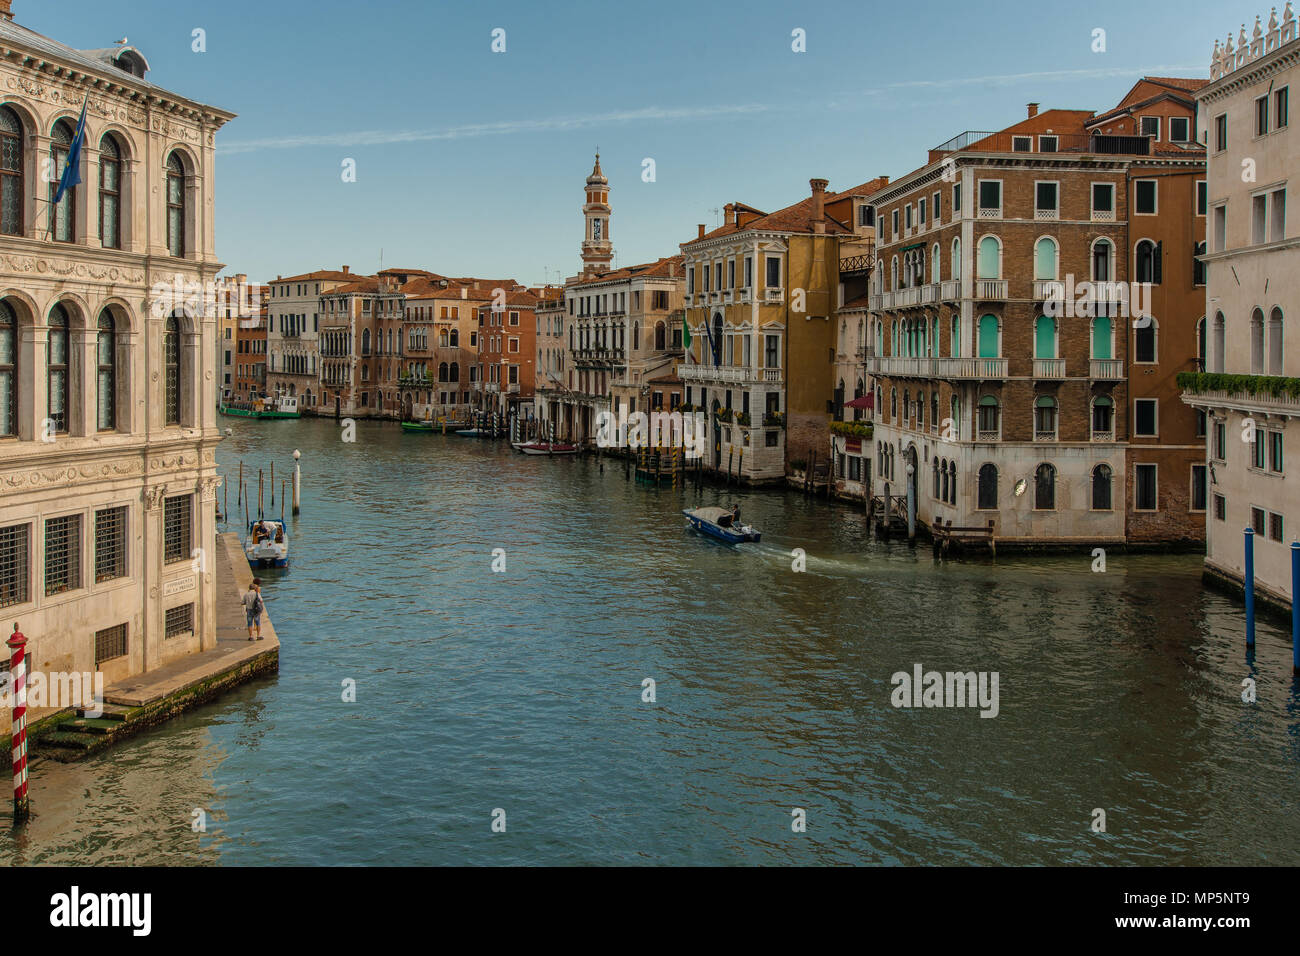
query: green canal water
[{"left": 5, "top": 416, "right": 1300, "bottom": 865}]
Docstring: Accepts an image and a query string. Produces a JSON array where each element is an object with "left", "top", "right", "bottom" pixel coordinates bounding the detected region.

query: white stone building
[
  {"left": 0, "top": 3, "right": 235, "bottom": 736},
  {"left": 1186, "top": 9, "right": 1300, "bottom": 611}
]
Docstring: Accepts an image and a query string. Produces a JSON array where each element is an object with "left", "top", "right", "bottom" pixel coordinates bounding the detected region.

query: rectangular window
[
  {"left": 1256, "top": 95, "right": 1270, "bottom": 136},
  {"left": 1134, "top": 399, "right": 1157, "bottom": 436},
  {"left": 1251, "top": 506, "right": 1266, "bottom": 534},
  {"left": 1135, "top": 464, "right": 1157, "bottom": 511},
  {"left": 94, "top": 505, "right": 127, "bottom": 583},
  {"left": 1169, "top": 116, "right": 1190, "bottom": 142},
  {"left": 978, "top": 180, "right": 1001, "bottom": 213},
  {"left": 1269, "top": 430, "right": 1284, "bottom": 472},
  {"left": 95, "top": 623, "right": 128, "bottom": 666},
  {"left": 728, "top": 259, "right": 735, "bottom": 288},
  {"left": 1035, "top": 181, "right": 1058, "bottom": 215},
  {"left": 932, "top": 191, "right": 941, "bottom": 221},
  {"left": 1196, "top": 180, "right": 1207, "bottom": 216},
  {"left": 163, "top": 494, "right": 192, "bottom": 565},
  {"left": 1214, "top": 494, "right": 1227, "bottom": 521},
  {"left": 765, "top": 256, "right": 780, "bottom": 288},
  {"left": 1191, "top": 464, "right": 1207, "bottom": 512},
  {"left": 1011, "top": 135, "right": 1031, "bottom": 151},
  {"left": 1270, "top": 512, "right": 1285, "bottom": 541},
  {"left": 164, "top": 603, "right": 194, "bottom": 639},
  {"left": 1253, "top": 435, "right": 1266, "bottom": 469},
  {"left": 905, "top": 204, "right": 913, "bottom": 229},
  {"left": 1270, "top": 188, "right": 1286, "bottom": 242},
  {"left": 1277, "top": 86, "right": 1290, "bottom": 129},
  {"left": 44, "top": 513, "right": 81, "bottom": 596},
  {"left": 1038, "top": 135, "right": 1058, "bottom": 152},
  {"left": 1092, "top": 183, "right": 1114, "bottom": 215},
  {"left": 1215, "top": 113, "right": 1228, "bottom": 151},
  {"left": 1214, "top": 421, "right": 1227, "bottom": 461},
  {"left": 764, "top": 334, "right": 779, "bottom": 368},
  {"left": 1214, "top": 203, "right": 1228, "bottom": 251},
  {"left": 1134, "top": 179, "right": 1157, "bottom": 215},
  {"left": 952, "top": 183, "right": 961, "bottom": 212},
  {"left": 1140, "top": 116, "right": 1161, "bottom": 139},
  {"left": 0, "top": 523, "right": 28, "bottom": 608}
]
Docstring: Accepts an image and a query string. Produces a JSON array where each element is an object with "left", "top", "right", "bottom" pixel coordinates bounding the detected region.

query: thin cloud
[
  {"left": 220, "top": 104, "right": 771, "bottom": 155},
  {"left": 882, "top": 63, "right": 1204, "bottom": 92}
]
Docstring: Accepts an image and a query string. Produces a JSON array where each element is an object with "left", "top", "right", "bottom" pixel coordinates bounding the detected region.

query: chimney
[
  {"left": 668, "top": 260, "right": 676, "bottom": 278},
  {"left": 342, "top": 265, "right": 350, "bottom": 274},
  {"left": 698, "top": 223, "right": 706, "bottom": 239},
  {"left": 810, "top": 178, "right": 828, "bottom": 234},
  {"left": 1027, "top": 103, "right": 1039, "bottom": 119},
  {"left": 0, "top": 2, "right": 12, "bottom": 21},
  {"left": 461, "top": 288, "right": 467, "bottom": 299},
  {"left": 724, "top": 203, "right": 735, "bottom": 226}
]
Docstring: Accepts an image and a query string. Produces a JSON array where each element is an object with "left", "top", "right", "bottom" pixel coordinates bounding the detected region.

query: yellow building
[{"left": 679, "top": 179, "right": 881, "bottom": 481}]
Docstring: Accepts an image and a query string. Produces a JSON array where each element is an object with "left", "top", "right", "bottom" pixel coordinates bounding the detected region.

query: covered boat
[
  {"left": 245, "top": 518, "right": 289, "bottom": 568},
  {"left": 400, "top": 419, "right": 436, "bottom": 432},
  {"left": 682, "top": 506, "right": 761, "bottom": 543}
]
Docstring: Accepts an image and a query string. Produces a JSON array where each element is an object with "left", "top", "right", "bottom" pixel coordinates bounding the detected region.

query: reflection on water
[{"left": 5, "top": 417, "right": 1300, "bottom": 865}]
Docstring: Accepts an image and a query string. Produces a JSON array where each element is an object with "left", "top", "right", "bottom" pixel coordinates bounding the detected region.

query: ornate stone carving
[
  {"left": 143, "top": 486, "right": 165, "bottom": 510},
  {"left": 0, "top": 252, "right": 144, "bottom": 284}
]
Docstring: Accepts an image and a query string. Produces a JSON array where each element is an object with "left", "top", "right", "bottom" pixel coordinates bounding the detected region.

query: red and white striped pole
[{"left": 8, "top": 624, "right": 28, "bottom": 825}]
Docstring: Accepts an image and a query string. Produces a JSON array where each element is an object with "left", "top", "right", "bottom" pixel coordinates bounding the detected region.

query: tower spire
[{"left": 581, "top": 152, "right": 612, "bottom": 276}]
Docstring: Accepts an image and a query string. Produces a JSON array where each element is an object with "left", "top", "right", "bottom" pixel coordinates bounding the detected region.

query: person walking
[{"left": 243, "top": 578, "right": 265, "bottom": 641}]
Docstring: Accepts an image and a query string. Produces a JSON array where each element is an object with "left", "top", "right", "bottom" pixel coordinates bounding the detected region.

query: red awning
[{"left": 844, "top": 393, "right": 874, "bottom": 409}]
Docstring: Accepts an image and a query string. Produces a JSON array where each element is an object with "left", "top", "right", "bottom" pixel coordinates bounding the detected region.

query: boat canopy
[{"left": 691, "top": 506, "right": 735, "bottom": 527}]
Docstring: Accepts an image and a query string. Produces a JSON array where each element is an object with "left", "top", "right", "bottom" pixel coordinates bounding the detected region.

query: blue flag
[{"left": 53, "top": 97, "right": 87, "bottom": 206}]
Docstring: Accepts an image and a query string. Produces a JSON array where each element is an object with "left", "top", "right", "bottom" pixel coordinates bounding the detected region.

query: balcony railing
[
  {"left": 840, "top": 254, "right": 874, "bottom": 275},
  {"left": 1032, "top": 279, "right": 1059, "bottom": 301},
  {"left": 1090, "top": 359, "right": 1124, "bottom": 380},
  {"left": 1034, "top": 430, "right": 1057, "bottom": 442},
  {"left": 764, "top": 288, "right": 784, "bottom": 303},
  {"left": 931, "top": 130, "right": 1152, "bottom": 157},
  {"left": 976, "top": 429, "right": 1000, "bottom": 442},
  {"left": 1033, "top": 358, "right": 1066, "bottom": 379},
  {"left": 677, "top": 364, "right": 783, "bottom": 384},
  {"left": 940, "top": 279, "right": 961, "bottom": 301},
  {"left": 974, "top": 279, "right": 1008, "bottom": 300},
  {"left": 1090, "top": 429, "right": 1115, "bottom": 442},
  {"left": 920, "top": 283, "right": 938, "bottom": 304},
  {"left": 869, "top": 356, "right": 1008, "bottom": 380}
]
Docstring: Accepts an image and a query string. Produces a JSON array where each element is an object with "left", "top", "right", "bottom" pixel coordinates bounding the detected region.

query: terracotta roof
[
  {"left": 571, "top": 255, "right": 685, "bottom": 287},
  {"left": 1144, "top": 76, "right": 1209, "bottom": 93},
  {"left": 684, "top": 180, "right": 883, "bottom": 247},
  {"left": 273, "top": 269, "right": 366, "bottom": 284}
]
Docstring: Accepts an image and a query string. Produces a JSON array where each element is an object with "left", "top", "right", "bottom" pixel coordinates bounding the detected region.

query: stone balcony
[{"left": 677, "top": 364, "right": 783, "bottom": 385}]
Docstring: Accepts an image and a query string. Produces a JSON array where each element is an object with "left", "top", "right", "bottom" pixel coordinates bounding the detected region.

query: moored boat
[
  {"left": 682, "top": 506, "right": 761, "bottom": 543},
  {"left": 244, "top": 518, "right": 290, "bottom": 568},
  {"left": 517, "top": 442, "right": 578, "bottom": 455},
  {"left": 455, "top": 428, "right": 482, "bottom": 437},
  {"left": 401, "top": 420, "right": 436, "bottom": 432}
]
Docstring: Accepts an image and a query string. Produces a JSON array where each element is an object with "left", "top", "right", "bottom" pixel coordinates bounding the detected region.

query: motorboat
[
  {"left": 245, "top": 518, "right": 289, "bottom": 568},
  {"left": 682, "top": 506, "right": 761, "bottom": 543},
  {"left": 516, "top": 442, "right": 578, "bottom": 455}
]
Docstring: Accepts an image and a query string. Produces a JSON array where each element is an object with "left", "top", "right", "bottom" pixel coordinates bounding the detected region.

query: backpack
[{"left": 251, "top": 591, "right": 264, "bottom": 615}]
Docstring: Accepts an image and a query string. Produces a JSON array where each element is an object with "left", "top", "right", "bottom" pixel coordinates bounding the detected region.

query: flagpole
[{"left": 46, "top": 92, "right": 89, "bottom": 243}]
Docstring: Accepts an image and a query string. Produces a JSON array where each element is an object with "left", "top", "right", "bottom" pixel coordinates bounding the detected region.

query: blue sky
[{"left": 25, "top": 0, "right": 1229, "bottom": 286}]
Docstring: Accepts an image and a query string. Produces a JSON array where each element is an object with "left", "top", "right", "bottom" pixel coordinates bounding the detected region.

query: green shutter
[
  {"left": 1093, "top": 316, "right": 1112, "bottom": 359},
  {"left": 978, "top": 315, "right": 999, "bottom": 358}
]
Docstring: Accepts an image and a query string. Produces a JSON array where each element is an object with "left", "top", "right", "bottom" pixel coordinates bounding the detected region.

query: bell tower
[{"left": 581, "top": 153, "right": 612, "bottom": 276}]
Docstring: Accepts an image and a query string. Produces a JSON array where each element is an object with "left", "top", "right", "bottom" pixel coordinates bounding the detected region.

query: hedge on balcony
[
  {"left": 829, "top": 421, "right": 873, "bottom": 438},
  {"left": 1176, "top": 372, "right": 1300, "bottom": 399}
]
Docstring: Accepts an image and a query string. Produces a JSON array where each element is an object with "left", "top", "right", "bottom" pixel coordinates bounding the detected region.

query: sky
[{"left": 21, "top": 0, "right": 1233, "bottom": 287}]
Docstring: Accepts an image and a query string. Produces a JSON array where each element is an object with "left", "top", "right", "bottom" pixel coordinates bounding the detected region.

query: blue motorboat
[
  {"left": 245, "top": 518, "right": 289, "bottom": 568},
  {"left": 683, "top": 506, "right": 761, "bottom": 543}
]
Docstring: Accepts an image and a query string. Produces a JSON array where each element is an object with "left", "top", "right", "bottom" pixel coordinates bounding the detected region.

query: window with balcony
[
  {"left": 1250, "top": 307, "right": 1265, "bottom": 372},
  {"left": 1034, "top": 237, "right": 1057, "bottom": 280},
  {"left": 977, "top": 395, "right": 999, "bottom": 439},
  {"left": 1035, "top": 182, "right": 1058, "bottom": 219},
  {"left": 1034, "top": 396, "right": 1058, "bottom": 440},
  {"left": 1034, "top": 315, "right": 1056, "bottom": 360},
  {"left": 765, "top": 256, "right": 780, "bottom": 289},
  {"left": 1092, "top": 315, "right": 1113, "bottom": 360},
  {"left": 976, "top": 237, "right": 1000, "bottom": 279},
  {"left": 978, "top": 180, "right": 1001, "bottom": 217},
  {"left": 977, "top": 314, "right": 999, "bottom": 358},
  {"left": 1092, "top": 183, "right": 1114, "bottom": 220}
]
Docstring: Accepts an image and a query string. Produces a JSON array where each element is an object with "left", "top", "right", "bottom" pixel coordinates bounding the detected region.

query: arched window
[
  {"left": 1135, "top": 239, "right": 1158, "bottom": 284},
  {"left": 930, "top": 315, "right": 939, "bottom": 358},
  {"left": 97, "top": 311, "right": 116, "bottom": 431},
  {"left": 164, "top": 316, "right": 181, "bottom": 425},
  {"left": 0, "top": 300, "right": 15, "bottom": 435},
  {"left": 1092, "top": 395, "right": 1114, "bottom": 437},
  {"left": 890, "top": 387, "right": 897, "bottom": 418},
  {"left": 977, "top": 236, "right": 1000, "bottom": 278},
  {"left": 0, "top": 106, "right": 23, "bottom": 236},
  {"left": 977, "top": 463, "right": 998, "bottom": 509},
  {"left": 947, "top": 461, "right": 956, "bottom": 505},
  {"left": 1092, "top": 464, "right": 1113, "bottom": 510},
  {"left": 1034, "top": 395, "right": 1057, "bottom": 439},
  {"left": 1034, "top": 463, "right": 1056, "bottom": 510},
  {"left": 450, "top": 328, "right": 459, "bottom": 347},
  {"left": 931, "top": 243, "right": 941, "bottom": 283},
  {"left": 951, "top": 238, "right": 961, "bottom": 280},
  {"left": 1268, "top": 307, "right": 1283, "bottom": 375},
  {"left": 950, "top": 395, "right": 959, "bottom": 439},
  {"left": 711, "top": 314, "right": 722, "bottom": 364},
  {"left": 438, "top": 362, "right": 448, "bottom": 382},
  {"left": 890, "top": 320, "right": 898, "bottom": 356},
  {"left": 1034, "top": 237, "right": 1058, "bottom": 280},
  {"left": 50, "top": 120, "right": 76, "bottom": 242},
  {"left": 1091, "top": 239, "right": 1113, "bottom": 282},
  {"left": 933, "top": 459, "right": 941, "bottom": 498},
  {"left": 99, "top": 135, "right": 121, "bottom": 249},
  {"left": 1135, "top": 317, "right": 1157, "bottom": 362},
  {"left": 950, "top": 314, "right": 960, "bottom": 358},
  {"left": 917, "top": 390, "right": 926, "bottom": 429},
  {"left": 1196, "top": 317, "right": 1206, "bottom": 370},
  {"left": 361, "top": 328, "right": 371, "bottom": 355},
  {"left": 47, "top": 304, "right": 69, "bottom": 433},
  {"left": 1034, "top": 315, "right": 1056, "bottom": 359},
  {"left": 449, "top": 362, "right": 459, "bottom": 381},
  {"left": 1212, "top": 311, "right": 1226, "bottom": 373},
  {"left": 903, "top": 389, "right": 910, "bottom": 426},
  {"left": 977, "top": 395, "right": 999, "bottom": 437},
  {"left": 891, "top": 256, "right": 898, "bottom": 290},
  {"left": 977, "top": 314, "right": 998, "bottom": 358},
  {"left": 931, "top": 392, "right": 938, "bottom": 431},
  {"left": 166, "top": 152, "right": 186, "bottom": 257},
  {"left": 655, "top": 320, "right": 666, "bottom": 351},
  {"left": 1250, "top": 307, "right": 1265, "bottom": 373},
  {"left": 1091, "top": 315, "right": 1113, "bottom": 359}
]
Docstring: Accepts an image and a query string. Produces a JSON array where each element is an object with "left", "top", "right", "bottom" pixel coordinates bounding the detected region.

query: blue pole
[
  {"left": 1245, "top": 527, "right": 1256, "bottom": 648},
  {"left": 1291, "top": 541, "right": 1299, "bottom": 673}
]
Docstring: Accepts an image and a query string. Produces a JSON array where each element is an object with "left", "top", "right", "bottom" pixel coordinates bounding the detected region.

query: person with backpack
[{"left": 243, "top": 578, "right": 265, "bottom": 641}]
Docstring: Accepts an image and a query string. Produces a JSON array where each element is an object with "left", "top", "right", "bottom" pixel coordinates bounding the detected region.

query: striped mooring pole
[
  {"left": 7, "top": 624, "right": 29, "bottom": 825},
  {"left": 1245, "top": 527, "right": 1257, "bottom": 649}
]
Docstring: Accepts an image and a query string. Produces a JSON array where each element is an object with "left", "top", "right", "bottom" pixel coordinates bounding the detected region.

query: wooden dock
[{"left": 931, "top": 518, "right": 997, "bottom": 557}]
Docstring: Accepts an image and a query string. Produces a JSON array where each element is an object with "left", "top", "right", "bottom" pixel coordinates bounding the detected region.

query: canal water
[{"left": 5, "top": 417, "right": 1299, "bottom": 865}]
